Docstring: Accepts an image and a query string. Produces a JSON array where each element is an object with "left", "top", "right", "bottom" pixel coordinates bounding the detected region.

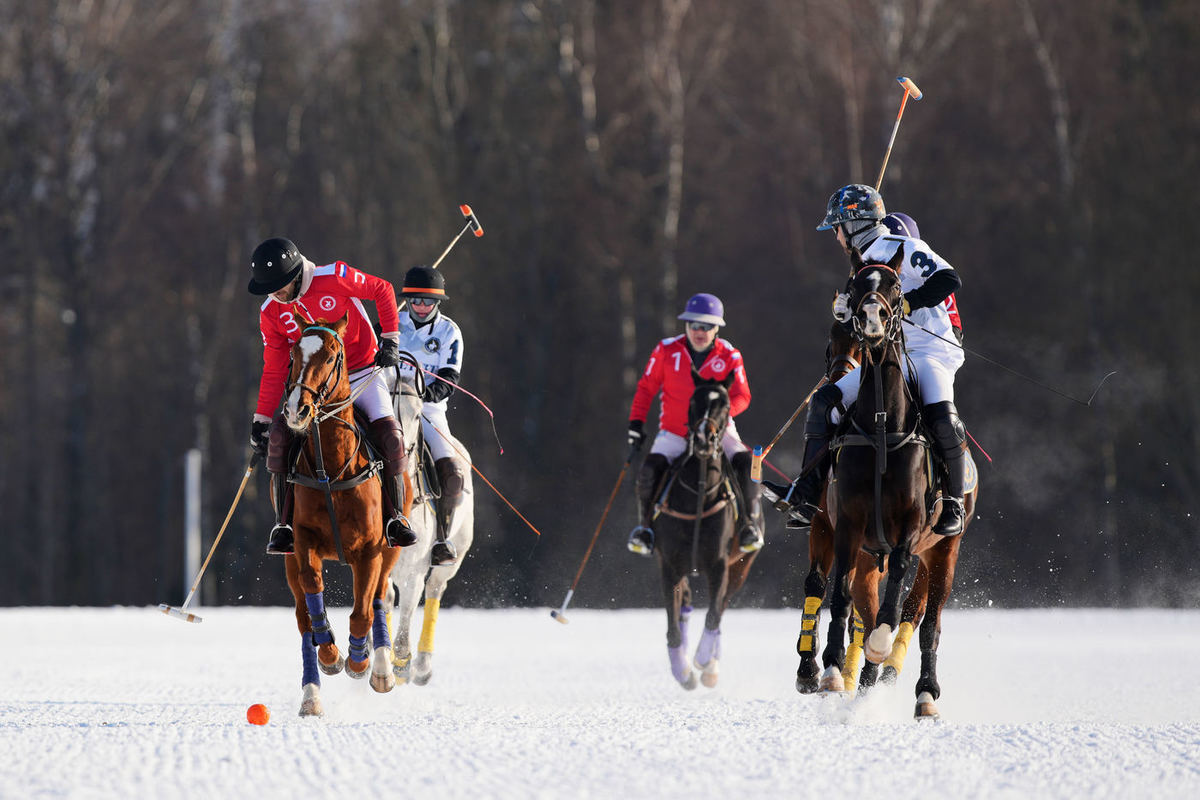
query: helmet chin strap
[{"left": 847, "top": 221, "right": 886, "bottom": 254}]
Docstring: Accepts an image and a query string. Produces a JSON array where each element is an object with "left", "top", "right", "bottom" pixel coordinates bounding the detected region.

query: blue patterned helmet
[
  {"left": 817, "top": 184, "right": 886, "bottom": 231},
  {"left": 677, "top": 293, "right": 725, "bottom": 326}
]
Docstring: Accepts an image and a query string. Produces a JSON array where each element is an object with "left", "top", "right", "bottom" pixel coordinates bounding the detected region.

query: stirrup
[
  {"left": 266, "top": 524, "right": 294, "bottom": 555},
  {"left": 737, "top": 525, "right": 764, "bottom": 553},
  {"left": 430, "top": 540, "right": 458, "bottom": 566},
  {"left": 386, "top": 514, "right": 418, "bottom": 548},
  {"left": 627, "top": 526, "right": 654, "bottom": 556}
]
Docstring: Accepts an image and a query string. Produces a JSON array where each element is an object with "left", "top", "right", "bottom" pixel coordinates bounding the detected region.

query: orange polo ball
[{"left": 246, "top": 704, "right": 270, "bottom": 725}]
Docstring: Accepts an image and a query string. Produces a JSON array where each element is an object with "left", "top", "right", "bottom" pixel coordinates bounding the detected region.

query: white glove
[{"left": 832, "top": 292, "right": 852, "bottom": 323}]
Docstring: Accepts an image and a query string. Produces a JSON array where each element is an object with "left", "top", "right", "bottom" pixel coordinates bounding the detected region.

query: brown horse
[
  {"left": 281, "top": 316, "right": 404, "bottom": 717},
  {"left": 819, "top": 262, "right": 976, "bottom": 718}
]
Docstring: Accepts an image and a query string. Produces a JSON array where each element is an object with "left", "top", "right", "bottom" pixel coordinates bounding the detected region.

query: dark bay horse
[
  {"left": 653, "top": 370, "right": 758, "bottom": 690},
  {"left": 282, "top": 316, "right": 403, "bottom": 717},
  {"left": 820, "top": 263, "right": 975, "bottom": 718}
]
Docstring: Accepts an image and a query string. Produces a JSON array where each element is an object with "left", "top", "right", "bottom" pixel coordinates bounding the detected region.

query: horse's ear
[
  {"left": 721, "top": 370, "right": 736, "bottom": 390},
  {"left": 332, "top": 313, "right": 350, "bottom": 335},
  {"left": 887, "top": 245, "right": 905, "bottom": 273},
  {"left": 691, "top": 364, "right": 704, "bottom": 384}
]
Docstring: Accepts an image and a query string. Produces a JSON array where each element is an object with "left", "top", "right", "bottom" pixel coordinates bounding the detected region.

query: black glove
[
  {"left": 374, "top": 339, "right": 400, "bottom": 367},
  {"left": 250, "top": 420, "right": 270, "bottom": 457},
  {"left": 627, "top": 420, "right": 645, "bottom": 451}
]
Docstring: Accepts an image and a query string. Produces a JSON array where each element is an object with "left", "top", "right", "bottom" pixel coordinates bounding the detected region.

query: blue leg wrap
[
  {"left": 349, "top": 634, "right": 370, "bottom": 663},
  {"left": 372, "top": 598, "right": 389, "bottom": 649},
  {"left": 301, "top": 631, "right": 321, "bottom": 687},
  {"left": 305, "top": 592, "right": 335, "bottom": 645}
]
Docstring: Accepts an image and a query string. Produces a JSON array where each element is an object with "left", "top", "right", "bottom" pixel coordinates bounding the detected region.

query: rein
[{"left": 837, "top": 279, "right": 927, "bottom": 556}]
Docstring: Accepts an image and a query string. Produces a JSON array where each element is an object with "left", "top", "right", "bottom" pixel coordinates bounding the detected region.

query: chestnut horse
[
  {"left": 281, "top": 316, "right": 404, "bottom": 717},
  {"left": 652, "top": 370, "right": 758, "bottom": 690},
  {"left": 819, "top": 262, "right": 975, "bottom": 718}
]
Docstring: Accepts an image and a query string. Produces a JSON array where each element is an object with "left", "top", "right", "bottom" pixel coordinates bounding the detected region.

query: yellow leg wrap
[
  {"left": 842, "top": 609, "right": 865, "bottom": 692},
  {"left": 417, "top": 598, "right": 440, "bottom": 654},
  {"left": 797, "top": 596, "right": 822, "bottom": 654},
  {"left": 882, "top": 621, "right": 914, "bottom": 674}
]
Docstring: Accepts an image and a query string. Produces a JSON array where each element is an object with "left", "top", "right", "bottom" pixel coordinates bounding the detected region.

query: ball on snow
[{"left": 246, "top": 704, "right": 270, "bottom": 725}]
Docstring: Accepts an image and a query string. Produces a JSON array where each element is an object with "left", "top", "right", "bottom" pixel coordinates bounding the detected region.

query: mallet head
[
  {"left": 896, "top": 76, "right": 923, "bottom": 100},
  {"left": 550, "top": 608, "right": 570, "bottom": 624},
  {"left": 159, "top": 603, "right": 203, "bottom": 623},
  {"left": 460, "top": 204, "right": 484, "bottom": 238}
]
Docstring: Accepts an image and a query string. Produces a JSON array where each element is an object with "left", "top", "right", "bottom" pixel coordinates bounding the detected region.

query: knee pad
[
  {"left": 637, "top": 454, "right": 669, "bottom": 493},
  {"left": 805, "top": 383, "right": 844, "bottom": 436},
  {"left": 267, "top": 418, "right": 293, "bottom": 474},
  {"left": 435, "top": 457, "right": 466, "bottom": 502},
  {"left": 368, "top": 417, "right": 406, "bottom": 473},
  {"left": 925, "top": 401, "right": 965, "bottom": 447}
]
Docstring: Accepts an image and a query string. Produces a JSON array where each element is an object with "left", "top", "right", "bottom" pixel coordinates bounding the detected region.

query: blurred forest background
[{"left": 2, "top": 0, "right": 1197, "bottom": 610}]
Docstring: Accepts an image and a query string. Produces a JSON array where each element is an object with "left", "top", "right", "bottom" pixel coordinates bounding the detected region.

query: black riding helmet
[
  {"left": 401, "top": 265, "right": 448, "bottom": 301},
  {"left": 248, "top": 237, "right": 305, "bottom": 295}
]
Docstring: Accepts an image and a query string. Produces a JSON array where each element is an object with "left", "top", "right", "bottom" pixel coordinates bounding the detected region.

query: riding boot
[
  {"left": 927, "top": 401, "right": 967, "bottom": 537},
  {"left": 628, "top": 453, "right": 669, "bottom": 556},
  {"left": 367, "top": 417, "right": 418, "bottom": 548},
  {"left": 431, "top": 457, "right": 465, "bottom": 566},
  {"left": 266, "top": 416, "right": 295, "bottom": 555},
  {"left": 730, "top": 451, "right": 764, "bottom": 553},
  {"left": 784, "top": 383, "right": 842, "bottom": 526},
  {"left": 266, "top": 473, "right": 295, "bottom": 555}
]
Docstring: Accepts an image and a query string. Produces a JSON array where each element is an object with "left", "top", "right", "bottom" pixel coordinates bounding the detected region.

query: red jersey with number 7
[
  {"left": 629, "top": 335, "right": 751, "bottom": 437},
  {"left": 255, "top": 261, "right": 400, "bottom": 417}
]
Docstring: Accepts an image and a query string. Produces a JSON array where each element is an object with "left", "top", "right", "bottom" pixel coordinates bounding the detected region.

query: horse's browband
[{"left": 304, "top": 325, "right": 344, "bottom": 343}]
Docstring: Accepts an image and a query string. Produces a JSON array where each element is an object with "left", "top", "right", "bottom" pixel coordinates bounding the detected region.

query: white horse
[{"left": 385, "top": 365, "right": 475, "bottom": 685}]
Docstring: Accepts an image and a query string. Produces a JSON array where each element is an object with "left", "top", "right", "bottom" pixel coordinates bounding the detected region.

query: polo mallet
[
  {"left": 750, "top": 377, "right": 829, "bottom": 482},
  {"left": 159, "top": 453, "right": 260, "bottom": 623},
  {"left": 875, "top": 76, "right": 923, "bottom": 190},
  {"left": 430, "top": 204, "right": 483, "bottom": 270},
  {"left": 551, "top": 442, "right": 639, "bottom": 624}
]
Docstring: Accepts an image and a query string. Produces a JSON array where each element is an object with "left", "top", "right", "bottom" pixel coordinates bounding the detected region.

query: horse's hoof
[
  {"left": 864, "top": 624, "right": 895, "bottom": 664},
  {"left": 371, "top": 671, "right": 395, "bottom": 693},
  {"left": 679, "top": 672, "right": 698, "bottom": 691},
  {"left": 319, "top": 654, "right": 344, "bottom": 676},
  {"left": 700, "top": 670, "right": 719, "bottom": 689},
  {"left": 914, "top": 691, "right": 941, "bottom": 720},
  {"left": 412, "top": 669, "right": 432, "bottom": 686},
  {"left": 817, "top": 665, "right": 846, "bottom": 694},
  {"left": 299, "top": 684, "right": 323, "bottom": 717},
  {"left": 796, "top": 675, "right": 819, "bottom": 694},
  {"left": 346, "top": 658, "right": 370, "bottom": 680},
  {"left": 880, "top": 665, "right": 899, "bottom": 685}
]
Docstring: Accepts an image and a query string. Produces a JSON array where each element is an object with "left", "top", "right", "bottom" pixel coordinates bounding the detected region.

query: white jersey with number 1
[{"left": 395, "top": 312, "right": 464, "bottom": 411}]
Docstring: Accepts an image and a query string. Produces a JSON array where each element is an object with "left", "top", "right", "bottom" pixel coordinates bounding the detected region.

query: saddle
[
  {"left": 830, "top": 398, "right": 977, "bottom": 518},
  {"left": 652, "top": 453, "right": 737, "bottom": 522}
]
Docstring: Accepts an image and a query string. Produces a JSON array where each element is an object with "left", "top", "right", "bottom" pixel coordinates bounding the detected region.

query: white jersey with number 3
[
  {"left": 860, "top": 234, "right": 964, "bottom": 369},
  {"left": 395, "top": 312, "right": 464, "bottom": 411}
]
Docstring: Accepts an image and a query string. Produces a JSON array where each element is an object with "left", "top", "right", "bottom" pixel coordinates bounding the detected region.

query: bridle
[
  {"left": 287, "top": 325, "right": 348, "bottom": 416},
  {"left": 688, "top": 389, "right": 728, "bottom": 462}
]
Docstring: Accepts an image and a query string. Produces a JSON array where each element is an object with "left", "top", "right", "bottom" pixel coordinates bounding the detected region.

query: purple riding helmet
[
  {"left": 883, "top": 212, "right": 920, "bottom": 240},
  {"left": 677, "top": 293, "right": 726, "bottom": 327}
]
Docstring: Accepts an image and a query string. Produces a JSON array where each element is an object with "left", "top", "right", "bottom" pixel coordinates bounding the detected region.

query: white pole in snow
[{"left": 184, "top": 448, "right": 202, "bottom": 608}]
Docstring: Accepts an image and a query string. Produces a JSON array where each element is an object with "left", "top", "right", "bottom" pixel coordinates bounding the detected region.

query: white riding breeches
[
  {"left": 420, "top": 404, "right": 456, "bottom": 461},
  {"left": 649, "top": 420, "right": 748, "bottom": 462},
  {"left": 830, "top": 352, "right": 959, "bottom": 424},
  {"left": 349, "top": 367, "right": 395, "bottom": 422}
]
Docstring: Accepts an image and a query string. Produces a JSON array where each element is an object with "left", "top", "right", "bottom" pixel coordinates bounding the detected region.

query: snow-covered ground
[{"left": 3, "top": 606, "right": 1199, "bottom": 799}]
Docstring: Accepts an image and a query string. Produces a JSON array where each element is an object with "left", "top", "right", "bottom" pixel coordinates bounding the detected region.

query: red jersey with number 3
[
  {"left": 629, "top": 335, "right": 751, "bottom": 437},
  {"left": 255, "top": 261, "right": 400, "bottom": 417}
]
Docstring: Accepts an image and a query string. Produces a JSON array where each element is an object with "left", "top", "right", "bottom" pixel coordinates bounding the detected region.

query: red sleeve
[
  {"left": 728, "top": 349, "right": 751, "bottom": 418},
  {"left": 337, "top": 262, "right": 400, "bottom": 335},
  {"left": 255, "top": 305, "right": 292, "bottom": 418},
  {"left": 629, "top": 342, "right": 666, "bottom": 423}
]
